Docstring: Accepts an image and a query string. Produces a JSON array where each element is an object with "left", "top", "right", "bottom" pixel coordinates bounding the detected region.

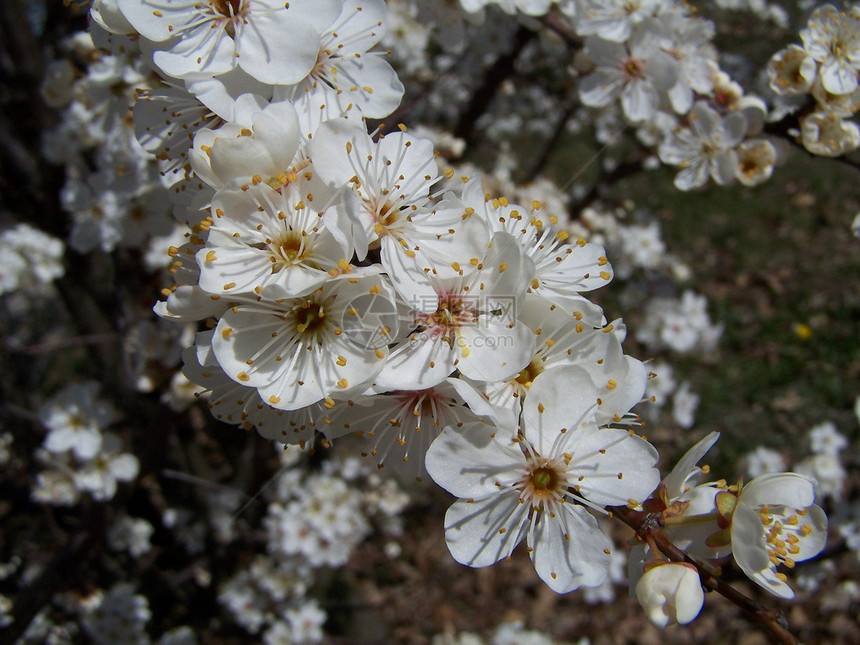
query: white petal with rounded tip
[
  {"left": 456, "top": 320, "right": 535, "bottom": 384},
  {"left": 521, "top": 366, "right": 598, "bottom": 454},
  {"left": 236, "top": 10, "right": 320, "bottom": 85},
  {"left": 739, "top": 472, "right": 816, "bottom": 509},
  {"left": 373, "top": 333, "right": 455, "bottom": 392},
  {"left": 795, "top": 505, "right": 829, "bottom": 561},
  {"left": 153, "top": 27, "right": 235, "bottom": 79},
  {"left": 563, "top": 428, "right": 660, "bottom": 506},
  {"left": 444, "top": 493, "right": 529, "bottom": 568},
  {"left": 821, "top": 59, "right": 859, "bottom": 96},
  {"left": 730, "top": 503, "right": 791, "bottom": 595},
  {"left": 425, "top": 422, "right": 523, "bottom": 500},
  {"left": 579, "top": 71, "right": 622, "bottom": 107},
  {"left": 662, "top": 432, "right": 720, "bottom": 500},
  {"left": 635, "top": 563, "right": 704, "bottom": 627},
  {"left": 529, "top": 504, "right": 611, "bottom": 593},
  {"left": 109, "top": 454, "right": 140, "bottom": 481}
]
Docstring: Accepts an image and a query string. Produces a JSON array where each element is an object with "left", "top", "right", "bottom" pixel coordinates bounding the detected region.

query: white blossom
[
  {"left": 730, "top": 473, "right": 828, "bottom": 599},
  {"left": 671, "top": 381, "right": 699, "bottom": 429},
  {"left": 800, "top": 4, "right": 860, "bottom": 95},
  {"left": 426, "top": 366, "right": 659, "bottom": 593},
  {"left": 807, "top": 420, "right": 848, "bottom": 456},
  {"left": 742, "top": 446, "right": 786, "bottom": 479},
  {"left": 658, "top": 101, "right": 746, "bottom": 191},
  {"left": 39, "top": 381, "right": 116, "bottom": 461},
  {"left": 635, "top": 562, "right": 704, "bottom": 627},
  {"left": 800, "top": 110, "right": 860, "bottom": 156},
  {"left": 107, "top": 516, "right": 155, "bottom": 557},
  {"left": 767, "top": 45, "right": 817, "bottom": 95},
  {"left": 0, "top": 224, "right": 64, "bottom": 295},
  {"left": 116, "top": 0, "right": 343, "bottom": 84},
  {"left": 80, "top": 583, "right": 151, "bottom": 645},
  {"left": 75, "top": 432, "right": 140, "bottom": 502},
  {"left": 579, "top": 24, "right": 679, "bottom": 123}
]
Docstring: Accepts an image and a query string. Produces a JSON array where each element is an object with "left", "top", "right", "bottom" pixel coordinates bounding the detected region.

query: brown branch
[
  {"left": 521, "top": 98, "right": 577, "bottom": 182},
  {"left": 608, "top": 505, "right": 799, "bottom": 645},
  {"left": 8, "top": 333, "right": 119, "bottom": 355},
  {"left": 537, "top": 10, "right": 581, "bottom": 47},
  {"left": 366, "top": 48, "right": 473, "bottom": 135},
  {"left": 763, "top": 114, "right": 860, "bottom": 174},
  {"left": 3, "top": 506, "right": 106, "bottom": 644},
  {"left": 454, "top": 25, "right": 537, "bottom": 147}
]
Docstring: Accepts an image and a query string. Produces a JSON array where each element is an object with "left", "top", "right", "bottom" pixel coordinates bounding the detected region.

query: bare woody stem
[{"left": 607, "top": 505, "right": 800, "bottom": 645}]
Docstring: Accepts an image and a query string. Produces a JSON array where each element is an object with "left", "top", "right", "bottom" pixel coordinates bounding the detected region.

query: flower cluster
[
  {"left": 219, "top": 451, "right": 408, "bottom": 643},
  {"left": 0, "top": 224, "right": 64, "bottom": 296},
  {"left": 630, "top": 432, "right": 829, "bottom": 623},
  {"left": 768, "top": 3, "right": 860, "bottom": 156},
  {"left": 32, "top": 381, "right": 139, "bottom": 505},
  {"left": 4, "top": 1, "right": 852, "bottom": 642},
  {"left": 87, "top": 0, "right": 831, "bottom": 625}
]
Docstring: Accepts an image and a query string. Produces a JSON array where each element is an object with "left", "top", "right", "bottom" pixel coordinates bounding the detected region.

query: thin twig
[
  {"left": 609, "top": 505, "right": 799, "bottom": 645},
  {"left": 9, "top": 333, "right": 119, "bottom": 355},
  {"left": 537, "top": 10, "right": 581, "bottom": 47},
  {"left": 522, "top": 98, "right": 577, "bottom": 181},
  {"left": 454, "top": 25, "right": 537, "bottom": 146}
]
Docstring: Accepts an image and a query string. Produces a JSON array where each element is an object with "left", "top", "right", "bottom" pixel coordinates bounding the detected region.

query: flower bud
[{"left": 635, "top": 562, "right": 704, "bottom": 628}]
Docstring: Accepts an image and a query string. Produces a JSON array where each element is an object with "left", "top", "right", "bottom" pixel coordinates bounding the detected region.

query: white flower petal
[
  {"left": 529, "top": 504, "right": 611, "bottom": 593},
  {"left": 662, "top": 432, "right": 720, "bottom": 500},
  {"left": 635, "top": 563, "right": 704, "bottom": 627},
  {"left": 444, "top": 493, "right": 529, "bottom": 568},
  {"left": 425, "top": 422, "right": 523, "bottom": 500},
  {"left": 456, "top": 320, "right": 535, "bottom": 383},
  {"left": 236, "top": 10, "right": 321, "bottom": 85},
  {"left": 521, "top": 366, "right": 598, "bottom": 454},
  {"left": 739, "top": 473, "right": 816, "bottom": 509}
]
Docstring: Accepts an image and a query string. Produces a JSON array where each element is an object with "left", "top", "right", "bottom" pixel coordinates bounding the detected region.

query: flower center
[
  {"left": 291, "top": 302, "right": 327, "bottom": 336},
  {"left": 210, "top": 0, "right": 243, "bottom": 38},
  {"left": 623, "top": 57, "right": 645, "bottom": 80},
  {"left": 515, "top": 358, "right": 544, "bottom": 389},
  {"left": 371, "top": 198, "right": 404, "bottom": 236},
  {"left": 518, "top": 456, "right": 568, "bottom": 510},
  {"left": 830, "top": 39, "right": 846, "bottom": 61},
  {"left": 758, "top": 504, "right": 816, "bottom": 579},
  {"left": 738, "top": 157, "right": 759, "bottom": 178},
  {"left": 417, "top": 292, "right": 477, "bottom": 340},
  {"left": 212, "top": 0, "right": 242, "bottom": 17},
  {"left": 274, "top": 235, "right": 304, "bottom": 266},
  {"left": 310, "top": 48, "right": 337, "bottom": 89},
  {"left": 530, "top": 466, "right": 557, "bottom": 492}
]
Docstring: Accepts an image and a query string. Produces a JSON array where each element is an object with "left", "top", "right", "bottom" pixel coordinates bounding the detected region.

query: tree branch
[
  {"left": 454, "top": 25, "right": 536, "bottom": 147},
  {"left": 609, "top": 505, "right": 799, "bottom": 645}
]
